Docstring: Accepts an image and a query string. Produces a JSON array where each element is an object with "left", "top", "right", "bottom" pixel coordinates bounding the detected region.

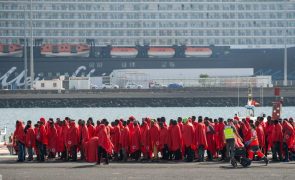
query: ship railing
[
  {"left": 1, "top": 78, "right": 295, "bottom": 91},
  {"left": 129, "top": 76, "right": 274, "bottom": 88},
  {"left": 272, "top": 80, "right": 295, "bottom": 87}
]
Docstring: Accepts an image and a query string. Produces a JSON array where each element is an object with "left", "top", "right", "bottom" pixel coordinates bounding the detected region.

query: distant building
[
  {"left": 33, "top": 78, "right": 64, "bottom": 90},
  {"left": 110, "top": 68, "right": 254, "bottom": 88},
  {"left": 69, "top": 77, "right": 90, "bottom": 90},
  {"left": 109, "top": 68, "right": 273, "bottom": 88}
]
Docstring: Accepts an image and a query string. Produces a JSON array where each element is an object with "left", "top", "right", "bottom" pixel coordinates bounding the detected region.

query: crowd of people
[{"left": 12, "top": 115, "right": 295, "bottom": 166}]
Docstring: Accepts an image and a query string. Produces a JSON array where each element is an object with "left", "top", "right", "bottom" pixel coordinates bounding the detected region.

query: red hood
[
  {"left": 17, "top": 120, "right": 24, "bottom": 128},
  {"left": 129, "top": 116, "right": 135, "bottom": 121},
  {"left": 14, "top": 120, "right": 25, "bottom": 143},
  {"left": 40, "top": 117, "right": 46, "bottom": 124},
  {"left": 246, "top": 117, "right": 251, "bottom": 123},
  {"left": 69, "top": 121, "right": 76, "bottom": 127}
]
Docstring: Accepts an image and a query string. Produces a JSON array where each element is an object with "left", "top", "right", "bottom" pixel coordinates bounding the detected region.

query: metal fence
[
  {"left": 158, "top": 77, "right": 273, "bottom": 88},
  {"left": 2, "top": 77, "right": 295, "bottom": 90},
  {"left": 272, "top": 80, "right": 295, "bottom": 87},
  {"left": 112, "top": 76, "right": 274, "bottom": 88}
]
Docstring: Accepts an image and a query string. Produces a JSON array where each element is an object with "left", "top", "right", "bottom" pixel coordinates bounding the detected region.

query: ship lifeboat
[
  {"left": 110, "top": 47, "right": 138, "bottom": 58},
  {"left": 41, "top": 43, "right": 90, "bottom": 57},
  {"left": 185, "top": 47, "right": 212, "bottom": 58},
  {"left": 148, "top": 47, "right": 175, "bottom": 58},
  {"left": 0, "top": 44, "right": 23, "bottom": 57}
]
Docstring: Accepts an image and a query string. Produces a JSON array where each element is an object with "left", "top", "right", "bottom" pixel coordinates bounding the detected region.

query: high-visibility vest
[
  {"left": 249, "top": 129, "right": 259, "bottom": 146},
  {"left": 224, "top": 126, "right": 234, "bottom": 140}
]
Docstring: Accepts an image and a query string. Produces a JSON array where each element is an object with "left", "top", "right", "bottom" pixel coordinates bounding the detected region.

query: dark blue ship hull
[{"left": 0, "top": 46, "right": 294, "bottom": 88}]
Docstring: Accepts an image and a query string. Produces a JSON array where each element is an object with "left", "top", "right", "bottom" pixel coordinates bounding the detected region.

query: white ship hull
[
  {"left": 0, "top": 51, "right": 23, "bottom": 57},
  {"left": 41, "top": 51, "right": 90, "bottom": 57},
  {"left": 111, "top": 51, "right": 138, "bottom": 58},
  {"left": 185, "top": 51, "right": 212, "bottom": 58},
  {"left": 148, "top": 51, "right": 175, "bottom": 58}
]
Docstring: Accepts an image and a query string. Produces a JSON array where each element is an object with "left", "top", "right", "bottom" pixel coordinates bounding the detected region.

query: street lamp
[
  {"left": 30, "top": 0, "right": 34, "bottom": 89},
  {"left": 283, "top": 29, "right": 288, "bottom": 86},
  {"left": 23, "top": 5, "right": 28, "bottom": 89}
]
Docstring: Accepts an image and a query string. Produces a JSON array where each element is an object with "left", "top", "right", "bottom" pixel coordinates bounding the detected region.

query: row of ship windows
[
  {"left": 0, "top": 3, "right": 292, "bottom": 11},
  {"left": 1, "top": 12, "right": 294, "bottom": 19},
  {"left": 2, "top": 21, "right": 293, "bottom": 29},
  {"left": 1, "top": 37, "right": 294, "bottom": 46},
  {"left": 2, "top": 29, "right": 294, "bottom": 36}
]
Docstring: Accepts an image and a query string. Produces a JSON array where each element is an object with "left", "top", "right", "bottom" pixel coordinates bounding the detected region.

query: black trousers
[
  {"left": 290, "top": 150, "right": 295, "bottom": 161},
  {"left": 184, "top": 146, "right": 194, "bottom": 162},
  {"left": 161, "top": 144, "right": 169, "bottom": 160},
  {"left": 97, "top": 146, "right": 108, "bottom": 164},
  {"left": 119, "top": 149, "right": 123, "bottom": 161},
  {"left": 70, "top": 145, "right": 77, "bottom": 161},
  {"left": 173, "top": 149, "right": 181, "bottom": 160},
  {"left": 113, "top": 152, "right": 119, "bottom": 161},
  {"left": 198, "top": 145, "right": 205, "bottom": 162},
  {"left": 169, "top": 149, "right": 173, "bottom": 160},
  {"left": 207, "top": 150, "right": 213, "bottom": 161},
  {"left": 37, "top": 141, "right": 46, "bottom": 161},
  {"left": 80, "top": 145, "right": 85, "bottom": 160},
  {"left": 220, "top": 146, "right": 226, "bottom": 160},
  {"left": 265, "top": 136, "right": 269, "bottom": 154},
  {"left": 283, "top": 142, "right": 289, "bottom": 161},
  {"left": 273, "top": 142, "right": 283, "bottom": 161},
  {"left": 131, "top": 150, "right": 141, "bottom": 161},
  {"left": 61, "top": 145, "right": 68, "bottom": 160}
]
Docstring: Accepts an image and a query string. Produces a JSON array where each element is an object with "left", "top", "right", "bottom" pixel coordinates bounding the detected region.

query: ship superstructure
[{"left": 0, "top": 0, "right": 294, "bottom": 88}]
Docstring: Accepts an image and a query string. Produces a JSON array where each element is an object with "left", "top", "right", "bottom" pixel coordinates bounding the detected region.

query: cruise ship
[{"left": 0, "top": 0, "right": 295, "bottom": 88}]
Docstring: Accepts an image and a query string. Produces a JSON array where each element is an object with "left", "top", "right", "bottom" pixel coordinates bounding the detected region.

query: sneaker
[
  {"left": 264, "top": 158, "right": 269, "bottom": 166},
  {"left": 231, "top": 159, "right": 238, "bottom": 168},
  {"left": 105, "top": 158, "right": 109, "bottom": 165}
]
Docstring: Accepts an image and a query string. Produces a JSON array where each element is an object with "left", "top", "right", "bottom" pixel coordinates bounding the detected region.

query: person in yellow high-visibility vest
[{"left": 224, "top": 119, "right": 241, "bottom": 163}]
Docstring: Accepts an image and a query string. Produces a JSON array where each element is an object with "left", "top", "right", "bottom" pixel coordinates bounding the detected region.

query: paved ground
[{"left": 0, "top": 156, "right": 294, "bottom": 180}]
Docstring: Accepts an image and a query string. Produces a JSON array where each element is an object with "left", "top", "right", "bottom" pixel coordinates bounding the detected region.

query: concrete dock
[
  {"left": 0, "top": 157, "right": 294, "bottom": 180},
  {"left": 0, "top": 87, "right": 295, "bottom": 107}
]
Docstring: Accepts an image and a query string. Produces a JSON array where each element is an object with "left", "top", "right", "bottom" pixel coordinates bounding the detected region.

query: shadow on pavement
[
  {"left": 72, "top": 164, "right": 97, "bottom": 168},
  {"left": 219, "top": 165, "right": 241, "bottom": 169}
]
